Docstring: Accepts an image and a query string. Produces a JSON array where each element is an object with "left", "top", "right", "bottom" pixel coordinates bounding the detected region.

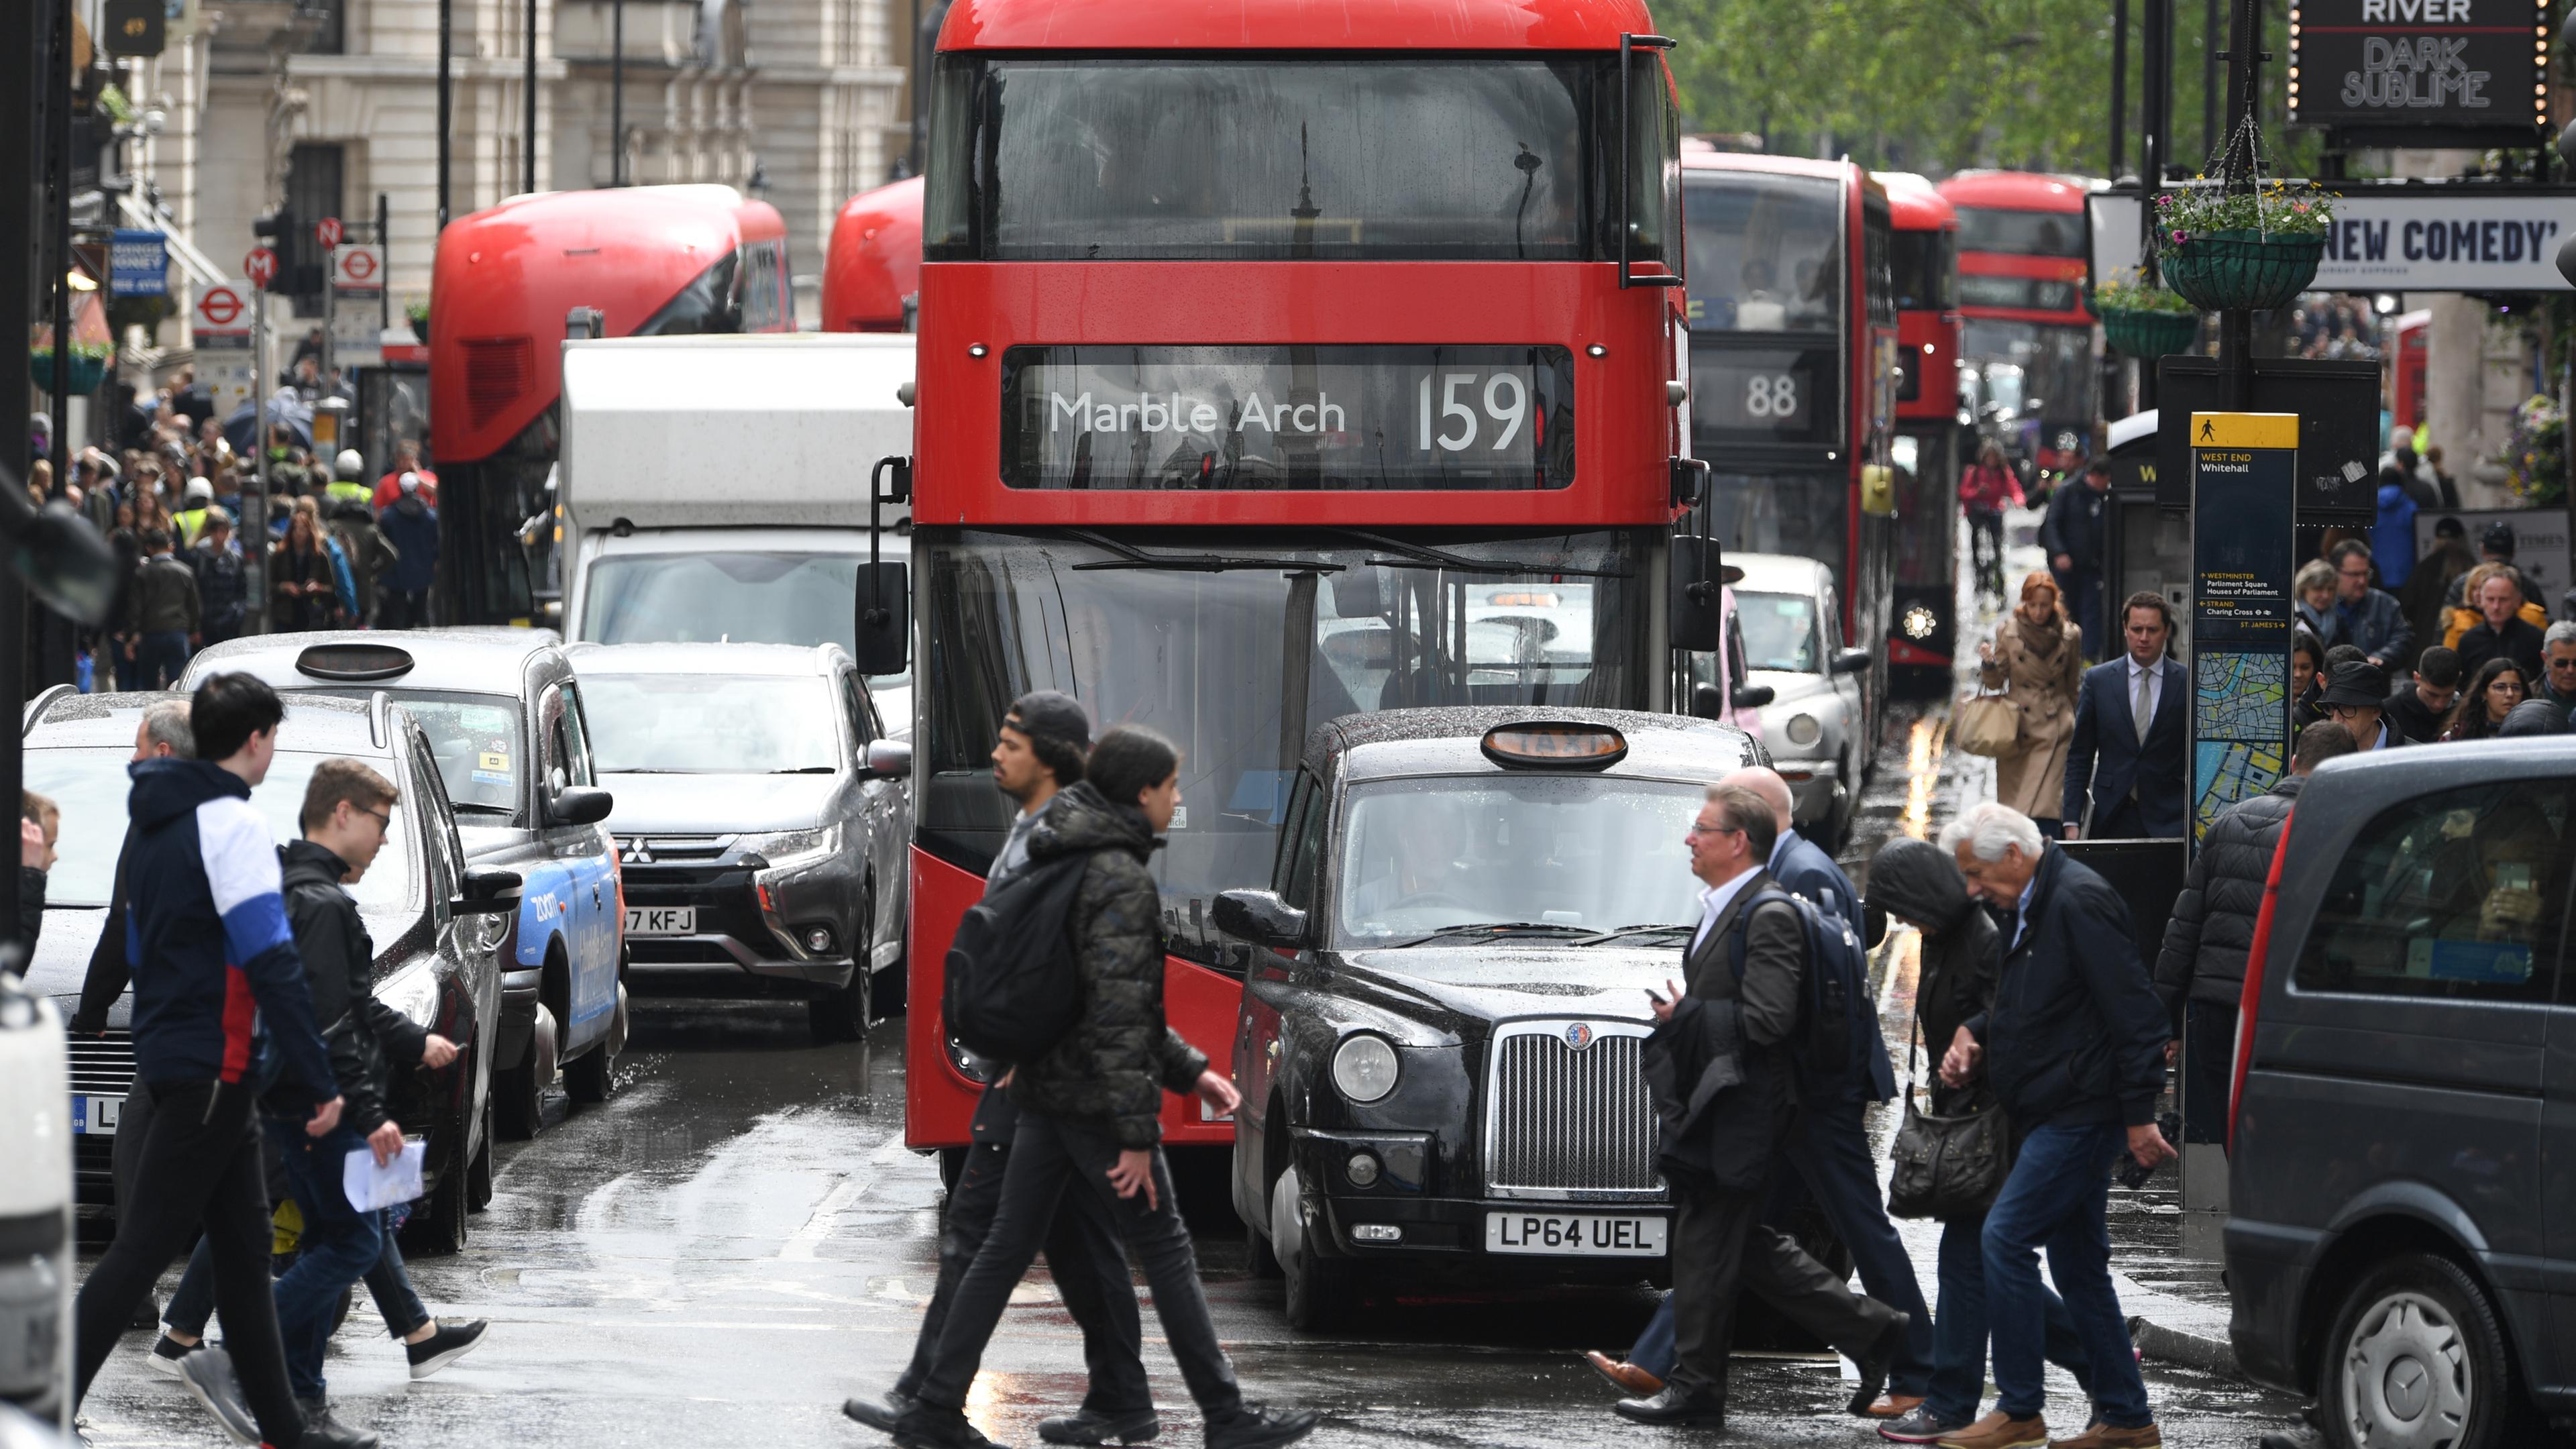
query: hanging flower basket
[
  {"left": 2098, "top": 306, "right": 2204, "bottom": 358},
  {"left": 30, "top": 348, "right": 110, "bottom": 396},
  {"left": 2160, "top": 229, "right": 2326, "bottom": 312}
]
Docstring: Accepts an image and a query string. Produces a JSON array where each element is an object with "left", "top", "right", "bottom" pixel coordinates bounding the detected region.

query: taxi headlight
[
  {"left": 1331, "top": 1034, "right": 1399, "bottom": 1104},
  {"left": 378, "top": 964, "right": 439, "bottom": 1029},
  {"left": 1786, "top": 713, "right": 1823, "bottom": 747}
]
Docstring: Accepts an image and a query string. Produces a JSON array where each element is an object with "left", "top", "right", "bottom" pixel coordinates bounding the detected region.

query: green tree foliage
[{"left": 1659, "top": 0, "right": 2310, "bottom": 180}]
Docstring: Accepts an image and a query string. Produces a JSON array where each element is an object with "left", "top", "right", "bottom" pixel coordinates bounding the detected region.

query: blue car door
[{"left": 540, "top": 682, "right": 618, "bottom": 1049}]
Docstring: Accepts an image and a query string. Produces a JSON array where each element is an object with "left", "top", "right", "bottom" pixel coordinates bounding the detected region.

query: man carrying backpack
[
  {"left": 1623, "top": 784, "right": 1909, "bottom": 1431},
  {"left": 845, "top": 693, "right": 1232, "bottom": 1448}
]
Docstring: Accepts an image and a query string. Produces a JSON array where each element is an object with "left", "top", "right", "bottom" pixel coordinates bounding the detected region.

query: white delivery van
[{"left": 558, "top": 333, "right": 916, "bottom": 726}]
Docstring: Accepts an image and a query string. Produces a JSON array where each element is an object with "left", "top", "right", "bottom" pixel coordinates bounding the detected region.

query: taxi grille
[
  {"left": 66, "top": 1033, "right": 138, "bottom": 1097},
  {"left": 1485, "top": 1023, "right": 1662, "bottom": 1199}
]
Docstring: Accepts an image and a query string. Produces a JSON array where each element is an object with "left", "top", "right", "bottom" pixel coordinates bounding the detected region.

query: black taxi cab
[{"left": 1216, "top": 706, "right": 1764, "bottom": 1328}]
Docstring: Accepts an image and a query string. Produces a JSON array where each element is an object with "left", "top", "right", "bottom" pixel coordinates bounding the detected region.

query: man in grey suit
[{"left": 1618, "top": 784, "right": 1906, "bottom": 1430}]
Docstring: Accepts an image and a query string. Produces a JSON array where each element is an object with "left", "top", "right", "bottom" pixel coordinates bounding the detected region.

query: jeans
[
  {"left": 1775, "top": 1099, "right": 1935, "bottom": 1396},
  {"left": 135, "top": 629, "right": 191, "bottom": 689},
  {"left": 2179, "top": 1002, "right": 2237, "bottom": 1147},
  {"left": 916, "top": 1113, "right": 1241, "bottom": 1420},
  {"left": 74, "top": 1079, "right": 305, "bottom": 1448},
  {"left": 1982, "top": 1121, "right": 2151, "bottom": 1427},
  {"left": 270, "top": 1119, "right": 384, "bottom": 1399},
  {"left": 895, "top": 1126, "right": 1150, "bottom": 1415},
  {"left": 1924, "top": 1209, "right": 2096, "bottom": 1424},
  {"left": 1629, "top": 1291, "right": 1677, "bottom": 1380},
  {"left": 1968, "top": 511, "right": 2006, "bottom": 598},
  {"left": 167, "top": 1208, "right": 430, "bottom": 1344}
]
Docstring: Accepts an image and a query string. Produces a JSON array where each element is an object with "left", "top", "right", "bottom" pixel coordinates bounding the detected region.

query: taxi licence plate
[
  {"left": 72, "top": 1094, "right": 123, "bottom": 1136},
  {"left": 625, "top": 906, "right": 696, "bottom": 936},
  {"left": 1485, "top": 1211, "right": 1666, "bottom": 1256}
]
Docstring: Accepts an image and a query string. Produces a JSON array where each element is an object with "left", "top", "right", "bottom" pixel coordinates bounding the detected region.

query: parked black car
[
  {"left": 2226, "top": 739, "right": 2576, "bottom": 1448},
  {"left": 1217, "top": 707, "right": 1764, "bottom": 1328},
  {"left": 21, "top": 690, "right": 519, "bottom": 1254}
]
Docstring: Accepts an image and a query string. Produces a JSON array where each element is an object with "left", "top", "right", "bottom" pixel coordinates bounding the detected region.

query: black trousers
[
  {"left": 893, "top": 1135, "right": 1152, "bottom": 1414},
  {"left": 916, "top": 1113, "right": 1240, "bottom": 1419},
  {"left": 75, "top": 1079, "right": 305, "bottom": 1448},
  {"left": 1666, "top": 1179, "right": 1899, "bottom": 1403},
  {"left": 2180, "top": 1000, "right": 2237, "bottom": 1147}
]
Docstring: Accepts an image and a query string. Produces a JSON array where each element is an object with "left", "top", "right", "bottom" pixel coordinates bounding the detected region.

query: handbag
[
  {"left": 1953, "top": 686, "right": 2019, "bottom": 759},
  {"left": 1885, "top": 1008, "right": 2012, "bottom": 1220}
]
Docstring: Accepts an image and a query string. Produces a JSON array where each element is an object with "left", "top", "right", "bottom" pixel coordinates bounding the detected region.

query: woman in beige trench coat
[{"left": 1976, "top": 570, "right": 2086, "bottom": 836}]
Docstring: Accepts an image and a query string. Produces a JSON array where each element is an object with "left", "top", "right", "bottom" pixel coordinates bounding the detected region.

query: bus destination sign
[
  {"left": 1001, "top": 345, "right": 1574, "bottom": 492},
  {"left": 2287, "top": 0, "right": 2551, "bottom": 133}
]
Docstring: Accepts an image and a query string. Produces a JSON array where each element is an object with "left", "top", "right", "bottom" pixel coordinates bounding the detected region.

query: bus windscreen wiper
[
  {"left": 1574, "top": 922, "right": 1695, "bottom": 946},
  {"left": 1332, "top": 529, "right": 1632, "bottom": 579},
  {"left": 1066, "top": 529, "right": 1345, "bottom": 574}
]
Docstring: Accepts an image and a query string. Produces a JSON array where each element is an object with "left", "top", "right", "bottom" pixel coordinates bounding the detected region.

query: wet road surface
[{"left": 74, "top": 535, "right": 2312, "bottom": 1447}]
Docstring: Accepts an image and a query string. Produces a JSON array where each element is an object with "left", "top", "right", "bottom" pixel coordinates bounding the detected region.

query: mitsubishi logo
[
  {"left": 1564, "top": 1022, "right": 1595, "bottom": 1051},
  {"left": 619, "top": 839, "right": 654, "bottom": 865}
]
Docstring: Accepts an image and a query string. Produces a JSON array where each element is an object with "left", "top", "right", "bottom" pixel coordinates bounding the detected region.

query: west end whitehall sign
[{"left": 2288, "top": 0, "right": 2550, "bottom": 132}]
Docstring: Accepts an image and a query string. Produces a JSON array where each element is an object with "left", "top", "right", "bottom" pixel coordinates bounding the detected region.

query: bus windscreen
[
  {"left": 1682, "top": 172, "right": 1841, "bottom": 333},
  {"left": 1001, "top": 345, "right": 1575, "bottom": 490},
  {"left": 928, "top": 56, "right": 1660, "bottom": 262},
  {"left": 1955, "top": 207, "right": 2084, "bottom": 258}
]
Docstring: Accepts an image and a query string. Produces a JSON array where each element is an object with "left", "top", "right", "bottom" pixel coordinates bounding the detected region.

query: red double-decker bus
[
  {"left": 896, "top": 0, "right": 1700, "bottom": 1163},
  {"left": 822, "top": 176, "right": 923, "bottom": 333},
  {"left": 1678, "top": 148, "right": 1898, "bottom": 733},
  {"left": 1876, "top": 172, "right": 1961, "bottom": 688},
  {"left": 430, "top": 184, "right": 796, "bottom": 624},
  {"left": 1936, "top": 170, "right": 2099, "bottom": 484}
]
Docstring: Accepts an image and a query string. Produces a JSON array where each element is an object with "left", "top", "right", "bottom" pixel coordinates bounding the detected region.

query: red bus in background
[
  {"left": 822, "top": 176, "right": 924, "bottom": 333},
  {"left": 1679, "top": 147, "right": 1897, "bottom": 739},
  {"left": 429, "top": 184, "right": 796, "bottom": 624},
  {"left": 901, "top": 0, "right": 1697, "bottom": 1174},
  {"left": 1936, "top": 170, "right": 2099, "bottom": 484},
  {"left": 1876, "top": 172, "right": 1962, "bottom": 688},
  {"left": 2391, "top": 309, "right": 2429, "bottom": 437}
]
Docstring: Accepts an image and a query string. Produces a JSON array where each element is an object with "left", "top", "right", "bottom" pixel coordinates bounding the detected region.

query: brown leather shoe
[
  {"left": 1581, "top": 1351, "right": 1662, "bottom": 1397},
  {"left": 2049, "top": 1424, "right": 2161, "bottom": 1448},
  {"left": 1936, "top": 1412, "right": 2049, "bottom": 1449},
  {"left": 1867, "top": 1394, "right": 1928, "bottom": 1419}
]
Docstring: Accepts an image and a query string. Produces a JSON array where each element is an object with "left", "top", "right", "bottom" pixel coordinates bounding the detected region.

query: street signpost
[
  {"left": 192, "top": 283, "right": 256, "bottom": 423},
  {"left": 332, "top": 244, "right": 386, "bottom": 370},
  {"left": 246, "top": 251, "right": 274, "bottom": 632},
  {"left": 244, "top": 246, "right": 277, "bottom": 288},
  {"left": 2188, "top": 411, "right": 2300, "bottom": 837},
  {"left": 316, "top": 219, "right": 343, "bottom": 394},
  {"left": 315, "top": 216, "right": 343, "bottom": 250}
]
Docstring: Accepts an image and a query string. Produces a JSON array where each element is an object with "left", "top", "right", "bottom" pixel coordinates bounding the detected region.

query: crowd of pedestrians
[{"left": 31, "top": 409, "right": 447, "bottom": 692}]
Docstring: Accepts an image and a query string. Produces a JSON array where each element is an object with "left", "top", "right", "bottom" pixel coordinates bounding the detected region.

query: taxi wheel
[{"left": 1271, "top": 1167, "right": 1353, "bottom": 1332}]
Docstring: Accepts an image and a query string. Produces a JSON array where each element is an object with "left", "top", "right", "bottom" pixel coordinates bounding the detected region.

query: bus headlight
[
  {"left": 1331, "top": 1034, "right": 1399, "bottom": 1104},
  {"left": 1902, "top": 604, "right": 1940, "bottom": 641},
  {"left": 1786, "top": 713, "right": 1823, "bottom": 747}
]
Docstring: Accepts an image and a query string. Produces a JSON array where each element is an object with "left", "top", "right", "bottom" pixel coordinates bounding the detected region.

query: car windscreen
[
  {"left": 580, "top": 674, "right": 842, "bottom": 775},
  {"left": 27, "top": 748, "right": 417, "bottom": 914},
  {"left": 1735, "top": 590, "right": 1821, "bottom": 672},
  {"left": 301, "top": 690, "right": 523, "bottom": 819},
  {"left": 582, "top": 551, "right": 910, "bottom": 694},
  {"left": 1334, "top": 773, "right": 1704, "bottom": 946}
]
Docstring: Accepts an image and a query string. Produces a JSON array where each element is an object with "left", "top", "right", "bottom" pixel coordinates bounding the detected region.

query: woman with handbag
[
  {"left": 1975, "top": 573, "right": 2084, "bottom": 839},
  {"left": 1866, "top": 837, "right": 2098, "bottom": 1446}
]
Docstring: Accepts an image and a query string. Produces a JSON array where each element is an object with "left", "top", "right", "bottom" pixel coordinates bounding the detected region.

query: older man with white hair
[{"left": 1931, "top": 802, "right": 2172, "bottom": 1449}]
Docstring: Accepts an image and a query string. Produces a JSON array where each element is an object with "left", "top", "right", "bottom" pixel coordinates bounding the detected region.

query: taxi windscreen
[{"left": 1335, "top": 773, "right": 1705, "bottom": 946}]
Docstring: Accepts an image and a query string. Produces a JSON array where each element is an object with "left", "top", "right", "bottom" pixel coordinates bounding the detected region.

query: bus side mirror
[
  {"left": 1690, "top": 682, "right": 1726, "bottom": 720},
  {"left": 853, "top": 561, "right": 910, "bottom": 678},
  {"left": 1670, "top": 536, "right": 1726, "bottom": 652},
  {"left": 1330, "top": 570, "right": 1385, "bottom": 621}
]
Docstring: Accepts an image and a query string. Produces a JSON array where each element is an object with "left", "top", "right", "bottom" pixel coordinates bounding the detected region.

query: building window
[
  {"left": 284, "top": 142, "right": 344, "bottom": 319},
  {"left": 300, "top": 0, "right": 345, "bottom": 54}
]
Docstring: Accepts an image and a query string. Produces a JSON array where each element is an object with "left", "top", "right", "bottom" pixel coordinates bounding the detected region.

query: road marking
[{"left": 779, "top": 1176, "right": 869, "bottom": 1260}]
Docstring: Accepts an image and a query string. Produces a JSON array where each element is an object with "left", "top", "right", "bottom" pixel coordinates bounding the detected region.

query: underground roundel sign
[{"left": 195, "top": 285, "right": 246, "bottom": 330}]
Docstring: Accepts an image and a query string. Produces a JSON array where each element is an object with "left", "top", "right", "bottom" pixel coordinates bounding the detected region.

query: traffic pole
[
  {"left": 250, "top": 267, "right": 268, "bottom": 633},
  {"left": 3, "top": 0, "right": 38, "bottom": 954}
]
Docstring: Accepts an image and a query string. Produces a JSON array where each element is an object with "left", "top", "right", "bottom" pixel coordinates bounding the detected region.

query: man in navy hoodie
[{"left": 72, "top": 673, "right": 345, "bottom": 1449}]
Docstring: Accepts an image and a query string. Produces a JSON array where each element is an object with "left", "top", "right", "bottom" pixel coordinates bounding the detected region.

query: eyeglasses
[
  {"left": 357, "top": 806, "right": 391, "bottom": 832},
  {"left": 1686, "top": 822, "right": 1741, "bottom": 838}
]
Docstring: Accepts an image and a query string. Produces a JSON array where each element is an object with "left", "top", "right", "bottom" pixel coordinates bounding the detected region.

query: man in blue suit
[
  {"left": 2061, "top": 592, "right": 2190, "bottom": 840},
  {"left": 1589, "top": 769, "right": 1932, "bottom": 1417}
]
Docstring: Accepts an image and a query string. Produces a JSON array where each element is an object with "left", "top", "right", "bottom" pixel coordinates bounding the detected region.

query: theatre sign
[{"left": 2288, "top": 0, "right": 2551, "bottom": 138}]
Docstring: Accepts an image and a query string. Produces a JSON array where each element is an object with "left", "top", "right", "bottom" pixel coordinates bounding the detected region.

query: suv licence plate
[
  {"left": 72, "top": 1094, "right": 123, "bottom": 1136},
  {"left": 1485, "top": 1211, "right": 1666, "bottom": 1256},
  {"left": 625, "top": 906, "right": 696, "bottom": 936}
]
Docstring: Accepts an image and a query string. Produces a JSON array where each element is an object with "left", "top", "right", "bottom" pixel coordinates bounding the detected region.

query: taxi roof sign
[
  {"left": 1480, "top": 722, "right": 1627, "bottom": 770},
  {"left": 296, "top": 643, "right": 416, "bottom": 682},
  {"left": 2188, "top": 412, "right": 2299, "bottom": 449}
]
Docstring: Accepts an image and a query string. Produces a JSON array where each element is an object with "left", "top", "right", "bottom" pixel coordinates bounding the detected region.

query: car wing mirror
[
  {"left": 547, "top": 785, "right": 614, "bottom": 827},
  {"left": 1831, "top": 646, "right": 1873, "bottom": 676},
  {"left": 1733, "top": 682, "right": 1775, "bottom": 709},
  {"left": 864, "top": 739, "right": 914, "bottom": 778},
  {"left": 1213, "top": 889, "right": 1309, "bottom": 951},
  {"left": 455, "top": 865, "right": 523, "bottom": 917}
]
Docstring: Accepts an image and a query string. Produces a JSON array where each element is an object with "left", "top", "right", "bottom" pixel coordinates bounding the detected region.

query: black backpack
[
  {"left": 1725, "top": 887, "right": 1866, "bottom": 1089},
  {"left": 943, "top": 853, "right": 1089, "bottom": 1065}
]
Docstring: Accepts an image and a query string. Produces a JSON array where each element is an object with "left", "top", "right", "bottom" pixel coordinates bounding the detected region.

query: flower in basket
[
  {"left": 2159, "top": 178, "right": 2335, "bottom": 244},
  {"left": 2092, "top": 268, "right": 2195, "bottom": 315}
]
